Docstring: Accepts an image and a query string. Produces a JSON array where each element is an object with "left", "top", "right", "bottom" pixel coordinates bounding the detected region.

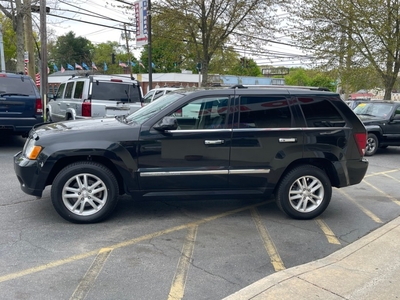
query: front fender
[{"left": 364, "top": 124, "right": 382, "bottom": 134}]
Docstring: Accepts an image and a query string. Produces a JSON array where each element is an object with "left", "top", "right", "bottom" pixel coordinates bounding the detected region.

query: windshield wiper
[{"left": 357, "top": 113, "right": 376, "bottom": 117}]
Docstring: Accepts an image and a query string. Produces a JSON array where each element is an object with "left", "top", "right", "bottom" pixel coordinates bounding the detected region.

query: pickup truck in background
[
  {"left": 354, "top": 100, "right": 400, "bottom": 155},
  {"left": 0, "top": 73, "right": 43, "bottom": 137}
]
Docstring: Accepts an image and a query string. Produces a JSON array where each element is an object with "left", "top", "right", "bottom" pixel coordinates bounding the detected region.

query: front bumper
[{"left": 13, "top": 151, "right": 45, "bottom": 197}]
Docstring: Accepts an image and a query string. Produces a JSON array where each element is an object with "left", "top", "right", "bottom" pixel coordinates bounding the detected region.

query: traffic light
[{"left": 111, "top": 53, "right": 116, "bottom": 64}]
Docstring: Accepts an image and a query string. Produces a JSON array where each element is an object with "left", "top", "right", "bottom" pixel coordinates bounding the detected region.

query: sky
[
  {"left": 47, "top": 0, "right": 137, "bottom": 46},
  {"left": 45, "top": 0, "right": 309, "bottom": 67}
]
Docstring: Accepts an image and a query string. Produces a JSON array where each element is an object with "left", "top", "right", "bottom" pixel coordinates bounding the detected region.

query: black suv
[
  {"left": 14, "top": 86, "right": 369, "bottom": 223},
  {"left": 0, "top": 73, "right": 43, "bottom": 136},
  {"left": 353, "top": 100, "right": 400, "bottom": 156}
]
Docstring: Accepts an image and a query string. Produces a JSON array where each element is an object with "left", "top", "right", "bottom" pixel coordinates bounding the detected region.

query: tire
[
  {"left": 365, "top": 133, "right": 378, "bottom": 156},
  {"left": 46, "top": 110, "right": 52, "bottom": 123},
  {"left": 51, "top": 161, "right": 119, "bottom": 223},
  {"left": 276, "top": 165, "right": 332, "bottom": 220}
]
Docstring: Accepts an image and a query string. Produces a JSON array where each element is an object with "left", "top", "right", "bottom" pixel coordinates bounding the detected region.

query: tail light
[
  {"left": 35, "top": 98, "right": 43, "bottom": 114},
  {"left": 82, "top": 100, "right": 92, "bottom": 117},
  {"left": 354, "top": 132, "right": 367, "bottom": 156},
  {"left": 175, "top": 109, "right": 182, "bottom": 117}
]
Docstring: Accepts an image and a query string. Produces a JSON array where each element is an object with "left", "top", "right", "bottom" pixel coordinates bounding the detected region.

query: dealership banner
[{"left": 134, "top": 0, "right": 148, "bottom": 46}]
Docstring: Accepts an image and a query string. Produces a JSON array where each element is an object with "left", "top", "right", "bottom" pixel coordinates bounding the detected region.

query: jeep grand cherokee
[{"left": 14, "top": 86, "right": 369, "bottom": 223}]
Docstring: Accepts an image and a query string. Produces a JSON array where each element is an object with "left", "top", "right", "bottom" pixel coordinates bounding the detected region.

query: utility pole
[
  {"left": 124, "top": 24, "right": 133, "bottom": 79},
  {"left": 40, "top": 0, "right": 48, "bottom": 107},
  {"left": 24, "top": 0, "right": 35, "bottom": 76},
  {"left": 0, "top": 24, "right": 5, "bottom": 72},
  {"left": 147, "top": 0, "right": 152, "bottom": 90}
]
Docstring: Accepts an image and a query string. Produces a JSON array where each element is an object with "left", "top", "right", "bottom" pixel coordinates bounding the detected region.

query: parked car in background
[
  {"left": 14, "top": 85, "right": 368, "bottom": 223},
  {"left": 345, "top": 98, "right": 371, "bottom": 110},
  {"left": 47, "top": 75, "right": 143, "bottom": 122},
  {"left": 353, "top": 100, "right": 400, "bottom": 156},
  {"left": 143, "top": 87, "right": 181, "bottom": 105},
  {"left": 0, "top": 72, "right": 43, "bottom": 137}
]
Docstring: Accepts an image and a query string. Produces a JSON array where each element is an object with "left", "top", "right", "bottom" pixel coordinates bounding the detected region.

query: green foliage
[
  {"left": 0, "top": 14, "right": 17, "bottom": 69},
  {"left": 52, "top": 31, "right": 94, "bottom": 67},
  {"left": 284, "top": 68, "right": 336, "bottom": 91},
  {"left": 227, "top": 57, "right": 262, "bottom": 76}
]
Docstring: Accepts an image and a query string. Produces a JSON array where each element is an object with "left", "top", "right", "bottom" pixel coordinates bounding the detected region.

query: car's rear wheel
[
  {"left": 276, "top": 165, "right": 332, "bottom": 220},
  {"left": 51, "top": 161, "right": 119, "bottom": 223},
  {"left": 365, "top": 133, "right": 378, "bottom": 156},
  {"left": 46, "top": 110, "right": 52, "bottom": 122}
]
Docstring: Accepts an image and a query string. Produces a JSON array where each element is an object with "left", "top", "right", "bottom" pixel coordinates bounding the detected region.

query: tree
[
  {"left": 51, "top": 31, "right": 94, "bottom": 67},
  {"left": 0, "top": 13, "right": 17, "bottom": 71},
  {"left": 284, "top": 0, "right": 400, "bottom": 99},
  {"left": 0, "top": 0, "right": 25, "bottom": 73},
  {"left": 284, "top": 68, "right": 336, "bottom": 91},
  {"left": 153, "top": 0, "right": 280, "bottom": 86},
  {"left": 227, "top": 57, "right": 262, "bottom": 76}
]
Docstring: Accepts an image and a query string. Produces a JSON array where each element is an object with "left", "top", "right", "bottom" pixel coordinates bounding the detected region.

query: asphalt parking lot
[{"left": 1, "top": 135, "right": 399, "bottom": 300}]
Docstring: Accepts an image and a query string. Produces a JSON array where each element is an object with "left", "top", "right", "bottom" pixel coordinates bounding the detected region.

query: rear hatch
[
  {"left": 0, "top": 75, "right": 40, "bottom": 119},
  {"left": 90, "top": 79, "right": 143, "bottom": 116}
]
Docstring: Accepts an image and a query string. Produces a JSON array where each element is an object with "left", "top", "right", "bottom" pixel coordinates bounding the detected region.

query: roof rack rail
[
  {"left": 226, "top": 84, "right": 332, "bottom": 91},
  {"left": 229, "top": 84, "right": 248, "bottom": 89}
]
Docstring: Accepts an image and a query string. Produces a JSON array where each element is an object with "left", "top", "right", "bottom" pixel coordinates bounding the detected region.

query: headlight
[{"left": 23, "top": 138, "right": 42, "bottom": 160}]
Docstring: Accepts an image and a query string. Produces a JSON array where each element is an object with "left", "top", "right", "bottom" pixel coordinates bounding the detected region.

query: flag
[
  {"left": 47, "top": 66, "right": 50, "bottom": 74},
  {"left": 119, "top": 60, "right": 127, "bottom": 68},
  {"left": 151, "top": 62, "right": 155, "bottom": 69},
  {"left": 24, "top": 63, "right": 28, "bottom": 75},
  {"left": 104, "top": 62, "right": 108, "bottom": 71},
  {"left": 67, "top": 63, "right": 74, "bottom": 70},
  {"left": 92, "top": 62, "right": 98, "bottom": 70},
  {"left": 130, "top": 61, "right": 136, "bottom": 67},
  {"left": 75, "top": 63, "right": 83, "bottom": 70},
  {"left": 53, "top": 64, "right": 59, "bottom": 72},
  {"left": 139, "top": 62, "right": 145, "bottom": 68},
  {"left": 82, "top": 62, "right": 89, "bottom": 70},
  {"left": 61, "top": 65, "right": 65, "bottom": 73}
]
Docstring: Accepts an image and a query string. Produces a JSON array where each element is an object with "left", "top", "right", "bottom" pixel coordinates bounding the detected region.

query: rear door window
[
  {"left": 64, "top": 82, "right": 74, "bottom": 99},
  {"left": 91, "top": 82, "right": 141, "bottom": 103},
  {"left": 73, "top": 81, "right": 84, "bottom": 99},
  {"left": 235, "top": 96, "right": 292, "bottom": 128}
]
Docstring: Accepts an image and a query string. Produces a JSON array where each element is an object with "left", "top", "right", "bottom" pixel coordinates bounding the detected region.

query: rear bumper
[
  {"left": 0, "top": 116, "right": 44, "bottom": 135},
  {"left": 13, "top": 151, "right": 45, "bottom": 197},
  {"left": 345, "top": 158, "right": 369, "bottom": 186}
]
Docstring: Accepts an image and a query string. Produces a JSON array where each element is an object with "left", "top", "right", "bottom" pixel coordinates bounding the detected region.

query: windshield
[
  {"left": 354, "top": 102, "right": 393, "bottom": 118},
  {"left": 125, "top": 92, "right": 184, "bottom": 125}
]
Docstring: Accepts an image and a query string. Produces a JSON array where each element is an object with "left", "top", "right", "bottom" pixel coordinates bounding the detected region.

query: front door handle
[
  {"left": 279, "top": 138, "right": 297, "bottom": 143},
  {"left": 205, "top": 140, "right": 224, "bottom": 145}
]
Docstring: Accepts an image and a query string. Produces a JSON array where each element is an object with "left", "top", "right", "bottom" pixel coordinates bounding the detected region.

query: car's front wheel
[
  {"left": 365, "top": 133, "right": 379, "bottom": 156},
  {"left": 46, "top": 110, "right": 52, "bottom": 122},
  {"left": 276, "top": 165, "right": 332, "bottom": 220},
  {"left": 51, "top": 161, "right": 119, "bottom": 223}
]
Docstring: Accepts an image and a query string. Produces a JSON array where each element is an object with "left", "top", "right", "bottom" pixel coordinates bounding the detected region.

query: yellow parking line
[
  {"left": 70, "top": 248, "right": 113, "bottom": 300},
  {"left": 168, "top": 226, "right": 198, "bottom": 300},
  {"left": 251, "top": 208, "right": 285, "bottom": 271},
  {"left": 363, "top": 180, "right": 400, "bottom": 206},
  {"left": 364, "top": 168, "right": 400, "bottom": 178},
  {"left": 315, "top": 218, "right": 341, "bottom": 245},
  {"left": 337, "top": 189, "right": 382, "bottom": 223},
  {"left": 0, "top": 200, "right": 272, "bottom": 283},
  {"left": 382, "top": 173, "right": 400, "bottom": 183}
]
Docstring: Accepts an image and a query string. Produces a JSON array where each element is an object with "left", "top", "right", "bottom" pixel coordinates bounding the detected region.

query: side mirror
[{"left": 154, "top": 116, "right": 178, "bottom": 131}]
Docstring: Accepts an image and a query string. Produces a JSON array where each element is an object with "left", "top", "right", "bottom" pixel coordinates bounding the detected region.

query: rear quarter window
[{"left": 298, "top": 97, "right": 346, "bottom": 127}]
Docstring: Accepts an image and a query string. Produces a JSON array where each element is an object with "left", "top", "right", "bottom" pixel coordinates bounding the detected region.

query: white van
[{"left": 47, "top": 75, "right": 143, "bottom": 122}]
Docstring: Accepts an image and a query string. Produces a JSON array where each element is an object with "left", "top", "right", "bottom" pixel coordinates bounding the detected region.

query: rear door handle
[{"left": 205, "top": 140, "right": 224, "bottom": 145}]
